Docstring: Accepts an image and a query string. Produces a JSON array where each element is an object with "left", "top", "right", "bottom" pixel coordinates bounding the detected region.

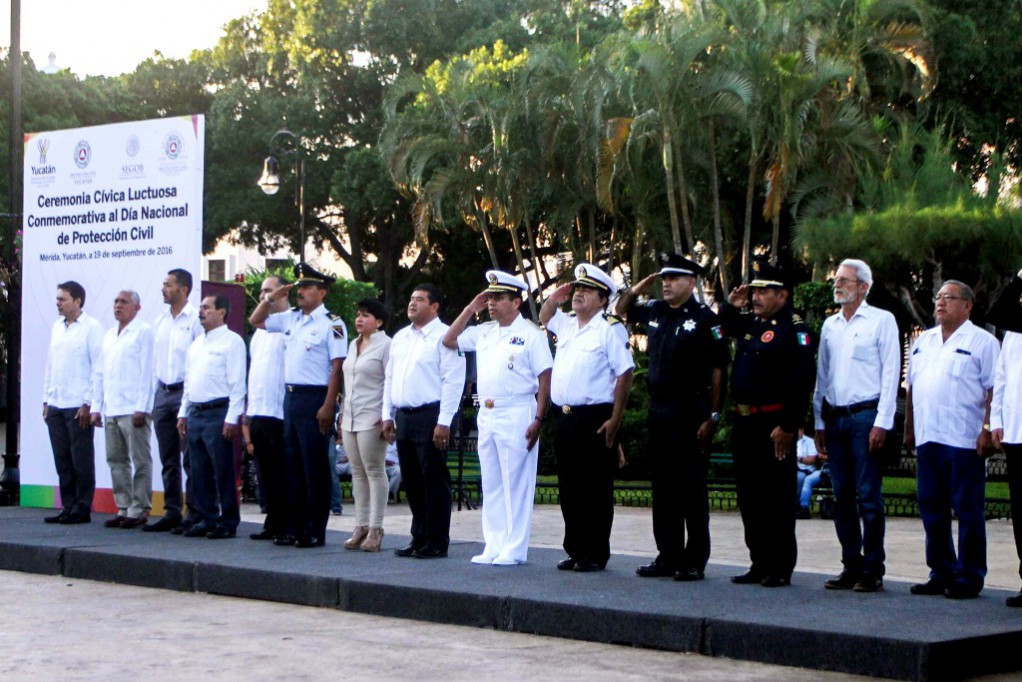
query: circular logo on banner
[
  {"left": 164, "top": 133, "right": 182, "bottom": 160},
  {"left": 760, "top": 330, "right": 775, "bottom": 343},
  {"left": 74, "top": 140, "right": 91, "bottom": 169},
  {"left": 126, "top": 135, "right": 140, "bottom": 157}
]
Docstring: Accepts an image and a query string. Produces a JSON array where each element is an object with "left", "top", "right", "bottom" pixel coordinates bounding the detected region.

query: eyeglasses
[
  {"left": 933, "top": 294, "right": 967, "bottom": 303},
  {"left": 832, "top": 277, "right": 859, "bottom": 287}
]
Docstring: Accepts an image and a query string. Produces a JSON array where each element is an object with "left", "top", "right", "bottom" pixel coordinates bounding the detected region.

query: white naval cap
[
  {"left": 572, "top": 263, "right": 614, "bottom": 295},
  {"left": 485, "top": 270, "right": 528, "bottom": 294}
]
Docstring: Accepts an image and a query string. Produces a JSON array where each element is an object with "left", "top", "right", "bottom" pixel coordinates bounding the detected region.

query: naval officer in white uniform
[{"left": 444, "top": 271, "right": 553, "bottom": 565}]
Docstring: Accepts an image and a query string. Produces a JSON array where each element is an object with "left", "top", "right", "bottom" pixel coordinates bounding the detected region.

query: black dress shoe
[
  {"left": 59, "top": 511, "right": 91, "bottom": 525},
  {"left": 853, "top": 576, "right": 883, "bottom": 592},
  {"left": 273, "top": 535, "right": 296, "bottom": 546},
  {"left": 44, "top": 510, "right": 70, "bottom": 524},
  {"left": 824, "top": 571, "right": 860, "bottom": 590},
  {"left": 731, "top": 569, "right": 765, "bottom": 584},
  {"left": 143, "top": 517, "right": 181, "bottom": 533},
  {"left": 573, "top": 560, "right": 603, "bottom": 573},
  {"left": 249, "top": 529, "right": 276, "bottom": 540},
  {"left": 1006, "top": 593, "right": 1022, "bottom": 607},
  {"left": 395, "top": 543, "right": 421, "bottom": 558},
  {"left": 910, "top": 579, "right": 947, "bottom": 596},
  {"left": 761, "top": 575, "right": 791, "bottom": 588},
  {"left": 295, "top": 536, "right": 324, "bottom": 548},
  {"left": 207, "top": 527, "right": 237, "bottom": 540},
  {"left": 556, "top": 558, "right": 577, "bottom": 571},
  {"left": 412, "top": 547, "right": 448, "bottom": 559},
  {"left": 183, "top": 523, "right": 213, "bottom": 537},
  {"left": 636, "top": 561, "right": 674, "bottom": 578},
  {"left": 944, "top": 583, "right": 981, "bottom": 600},
  {"left": 674, "top": 567, "right": 705, "bottom": 582}
]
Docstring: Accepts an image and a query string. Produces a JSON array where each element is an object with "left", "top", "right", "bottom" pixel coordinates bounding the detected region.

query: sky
[{"left": 0, "top": 0, "right": 267, "bottom": 77}]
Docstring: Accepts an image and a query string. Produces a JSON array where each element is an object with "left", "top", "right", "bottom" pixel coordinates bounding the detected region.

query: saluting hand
[
  {"left": 728, "top": 284, "right": 750, "bottom": 308},
  {"left": 266, "top": 283, "right": 294, "bottom": 303},
  {"left": 467, "top": 291, "right": 491, "bottom": 314},
  {"left": 549, "top": 283, "right": 573, "bottom": 305},
  {"left": 631, "top": 274, "right": 658, "bottom": 297}
]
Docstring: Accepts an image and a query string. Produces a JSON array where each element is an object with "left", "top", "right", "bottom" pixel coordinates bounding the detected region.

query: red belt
[{"left": 733, "top": 403, "right": 784, "bottom": 416}]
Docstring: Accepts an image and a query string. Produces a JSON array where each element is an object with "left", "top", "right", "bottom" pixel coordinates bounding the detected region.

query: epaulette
[{"left": 603, "top": 312, "right": 624, "bottom": 326}]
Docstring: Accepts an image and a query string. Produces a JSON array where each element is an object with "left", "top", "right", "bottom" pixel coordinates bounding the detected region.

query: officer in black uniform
[
  {"left": 617, "top": 253, "right": 729, "bottom": 581},
  {"left": 721, "top": 261, "right": 814, "bottom": 587}
]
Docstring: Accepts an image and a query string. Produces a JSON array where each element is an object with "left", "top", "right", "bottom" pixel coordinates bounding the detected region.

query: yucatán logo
[
  {"left": 164, "top": 133, "right": 182, "bottom": 160},
  {"left": 37, "top": 137, "right": 49, "bottom": 164},
  {"left": 30, "top": 137, "right": 55, "bottom": 177},
  {"left": 74, "top": 140, "right": 92, "bottom": 169}
]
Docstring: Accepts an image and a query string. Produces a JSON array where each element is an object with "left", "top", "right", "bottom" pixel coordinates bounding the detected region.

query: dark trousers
[
  {"left": 825, "top": 408, "right": 886, "bottom": 577},
  {"left": 45, "top": 407, "right": 95, "bottom": 514},
  {"left": 649, "top": 409, "right": 709, "bottom": 571},
  {"left": 555, "top": 403, "right": 616, "bottom": 566},
  {"left": 916, "top": 442, "right": 986, "bottom": 589},
  {"left": 153, "top": 386, "right": 195, "bottom": 522},
  {"left": 250, "top": 416, "right": 286, "bottom": 536},
  {"left": 732, "top": 414, "right": 797, "bottom": 579},
  {"left": 1005, "top": 444, "right": 1022, "bottom": 582},
  {"left": 187, "top": 405, "right": 239, "bottom": 531},
  {"left": 283, "top": 388, "right": 332, "bottom": 543},
  {"left": 396, "top": 404, "right": 452, "bottom": 552}
]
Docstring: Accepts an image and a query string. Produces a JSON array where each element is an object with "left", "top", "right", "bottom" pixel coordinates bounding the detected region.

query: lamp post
[{"left": 257, "top": 128, "right": 306, "bottom": 263}]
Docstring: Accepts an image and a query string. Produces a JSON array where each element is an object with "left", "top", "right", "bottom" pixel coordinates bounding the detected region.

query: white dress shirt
[
  {"left": 265, "top": 304, "right": 347, "bottom": 385},
  {"left": 178, "top": 325, "right": 247, "bottom": 425},
  {"left": 457, "top": 314, "right": 553, "bottom": 402},
  {"left": 43, "top": 311, "right": 105, "bottom": 409},
  {"left": 153, "top": 304, "right": 202, "bottom": 386},
  {"left": 247, "top": 329, "right": 286, "bottom": 420},
  {"left": 813, "top": 302, "right": 901, "bottom": 430},
  {"left": 796, "top": 434, "right": 818, "bottom": 473},
  {"left": 546, "top": 309, "right": 634, "bottom": 406},
  {"left": 907, "top": 320, "right": 999, "bottom": 450},
  {"left": 383, "top": 317, "right": 467, "bottom": 427},
  {"left": 92, "top": 318, "right": 155, "bottom": 417},
  {"left": 991, "top": 331, "right": 1022, "bottom": 443},
  {"left": 341, "top": 331, "right": 391, "bottom": 432}
]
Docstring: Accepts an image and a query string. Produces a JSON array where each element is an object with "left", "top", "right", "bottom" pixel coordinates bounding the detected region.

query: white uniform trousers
[{"left": 471, "top": 399, "right": 538, "bottom": 565}]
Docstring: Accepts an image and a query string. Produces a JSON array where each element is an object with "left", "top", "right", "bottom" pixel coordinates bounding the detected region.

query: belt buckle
[
  {"left": 286, "top": 385, "right": 294, "bottom": 393},
  {"left": 484, "top": 399, "right": 494, "bottom": 409},
  {"left": 737, "top": 404, "right": 751, "bottom": 417},
  {"left": 562, "top": 405, "right": 572, "bottom": 415}
]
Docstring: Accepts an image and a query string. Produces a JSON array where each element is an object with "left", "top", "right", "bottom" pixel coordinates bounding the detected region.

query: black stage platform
[{"left": 1, "top": 506, "right": 1020, "bottom": 681}]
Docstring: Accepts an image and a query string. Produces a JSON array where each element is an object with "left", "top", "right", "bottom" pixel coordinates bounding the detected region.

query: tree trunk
[
  {"left": 587, "top": 207, "right": 597, "bottom": 264},
  {"left": 742, "top": 151, "right": 758, "bottom": 283},
  {"left": 661, "top": 124, "right": 685, "bottom": 254},
  {"left": 523, "top": 218, "right": 543, "bottom": 300},
  {"left": 671, "top": 132, "right": 697, "bottom": 256},
  {"left": 769, "top": 215, "right": 780, "bottom": 266},
  {"left": 477, "top": 212, "right": 501, "bottom": 269},
  {"left": 507, "top": 225, "right": 538, "bottom": 319},
  {"left": 708, "top": 119, "right": 729, "bottom": 295}
]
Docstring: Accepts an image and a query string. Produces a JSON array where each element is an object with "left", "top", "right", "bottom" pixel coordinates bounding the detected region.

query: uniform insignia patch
[
  {"left": 603, "top": 312, "right": 623, "bottom": 325},
  {"left": 711, "top": 325, "right": 723, "bottom": 340},
  {"left": 331, "top": 324, "right": 345, "bottom": 339},
  {"left": 797, "top": 331, "right": 810, "bottom": 346},
  {"left": 683, "top": 319, "right": 697, "bottom": 332},
  {"left": 510, "top": 336, "right": 525, "bottom": 346},
  {"left": 761, "top": 330, "right": 775, "bottom": 343}
]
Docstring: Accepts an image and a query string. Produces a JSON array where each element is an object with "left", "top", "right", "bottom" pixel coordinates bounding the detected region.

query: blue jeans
[
  {"left": 328, "top": 434, "right": 343, "bottom": 513},
  {"left": 825, "top": 409, "right": 885, "bottom": 577},
  {"left": 916, "top": 441, "right": 987, "bottom": 589},
  {"left": 799, "top": 468, "right": 824, "bottom": 509}
]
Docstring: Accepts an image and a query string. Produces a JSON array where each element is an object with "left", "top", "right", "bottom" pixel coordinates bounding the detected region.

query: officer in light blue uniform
[{"left": 250, "top": 263, "right": 346, "bottom": 548}]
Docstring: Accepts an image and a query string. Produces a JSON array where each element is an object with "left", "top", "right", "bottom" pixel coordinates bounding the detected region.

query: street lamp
[{"left": 258, "top": 128, "right": 305, "bottom": 262}]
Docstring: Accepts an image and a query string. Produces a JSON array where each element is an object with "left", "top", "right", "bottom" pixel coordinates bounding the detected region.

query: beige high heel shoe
[
  {"left": 344, "top": 525, "right": 369, "bottom": 550},
  {"left": 361, "top": 527, "right": 384, "bottom": 552}
]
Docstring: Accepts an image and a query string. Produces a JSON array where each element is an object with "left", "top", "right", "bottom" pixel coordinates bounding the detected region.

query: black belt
[
  {"left": 285, "top": 384, "right": 327, "bottom": 394},
  {"left": 158, "top": 381, "right": 184, "bottom": 392},
  {"left": 191, "top": 398, "right": 229, "bottom": 412},
  {"left": 823, "top": 399, "right": 879, "bottom": 420},
  {"left": 397, "top": 402, "right": 440, "bottom": 414}
]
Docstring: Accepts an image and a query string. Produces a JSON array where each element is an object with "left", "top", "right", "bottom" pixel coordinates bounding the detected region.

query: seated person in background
[
  {"left": 796, "top": 428, "right": 824, "bottom": 519},
  {"left": 336, "top": 439, "right": 352, "bottom": 478},
  {"left": 385, "top": 442, "right": 402, "bottom": 499}
]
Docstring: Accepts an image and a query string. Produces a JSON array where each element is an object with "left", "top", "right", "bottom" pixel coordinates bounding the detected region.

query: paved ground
[{"left": 4, "top": 501, "right": 1022, "bottom": 681}]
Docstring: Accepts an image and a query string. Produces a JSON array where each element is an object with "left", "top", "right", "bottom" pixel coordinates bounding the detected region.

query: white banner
[{"left": 20, "top": 115, "right": 204, "bottom": 507}]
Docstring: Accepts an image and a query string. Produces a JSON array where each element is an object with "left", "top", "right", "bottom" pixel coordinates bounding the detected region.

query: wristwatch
[{"left": 710, "top": 412, "right": 721, "bottom": 424}]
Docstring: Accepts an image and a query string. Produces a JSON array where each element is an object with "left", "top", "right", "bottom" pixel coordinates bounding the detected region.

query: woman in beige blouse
[{"left": 340, "top": 299, "right": 392, "bottom": 552}]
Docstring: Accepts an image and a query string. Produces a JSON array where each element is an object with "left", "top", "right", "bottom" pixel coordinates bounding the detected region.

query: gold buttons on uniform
[{"left": 562, "top": 405, "right": 572, "bottom": 415}]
